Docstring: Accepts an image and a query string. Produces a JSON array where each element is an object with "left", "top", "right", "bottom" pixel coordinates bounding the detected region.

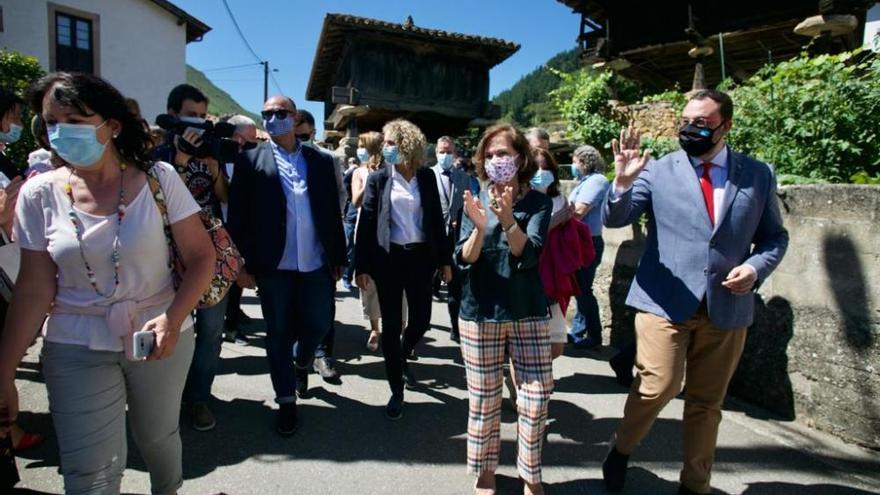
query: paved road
[{"left": 11, "top": 285, "right": 880, "bottom": 494}]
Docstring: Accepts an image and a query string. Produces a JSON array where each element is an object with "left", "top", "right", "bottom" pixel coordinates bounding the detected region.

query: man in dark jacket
[{"left": 227, "top": 95, "right": 345, "bottom": 437}]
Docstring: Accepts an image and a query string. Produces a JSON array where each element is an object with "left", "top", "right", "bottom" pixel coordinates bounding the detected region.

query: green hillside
[
  {"left": 186, "top": 64, "right": 261, "bottom": 123},
  {"left": 493, "top": 47, "right": 581, "bottom": 127}
]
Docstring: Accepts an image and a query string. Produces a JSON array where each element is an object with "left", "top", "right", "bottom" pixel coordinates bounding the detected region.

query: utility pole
[{"left": 262, "top": 61, "right": 269, "bottom": 102}]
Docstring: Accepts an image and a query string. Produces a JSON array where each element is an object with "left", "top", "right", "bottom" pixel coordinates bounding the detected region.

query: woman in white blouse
[
  {"left": 351, "top": 131, "right": 408, "bottom": 352},
  {"left": 0, "top": 72, "right": 214, "bottom": 494},
  {"left": 354, "top": 119, "right": 452, "bottom": 420}
]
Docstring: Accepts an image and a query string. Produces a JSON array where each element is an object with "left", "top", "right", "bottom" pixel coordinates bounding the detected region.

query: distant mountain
[
  {"left": 493, "top": 47, "right": 581, "bottom": 127},
  {"left": 186, "top": 64, "right": 261, "bottom": 123}
]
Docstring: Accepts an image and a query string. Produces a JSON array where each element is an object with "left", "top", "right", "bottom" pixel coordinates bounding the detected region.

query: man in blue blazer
[
  {"left": 227, "top": 96, "right": 345, "bottom": 437},
  {"left": 601, "top": 90, "right": 789, "bottom": 495}
]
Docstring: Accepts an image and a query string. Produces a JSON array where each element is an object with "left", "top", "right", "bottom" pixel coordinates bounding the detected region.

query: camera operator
[
  {"left": 153, "top": 84, "right": 229, "bottom": 433},
  {"left": 154, "top": 84, "right": 228, "bottom": 215}
]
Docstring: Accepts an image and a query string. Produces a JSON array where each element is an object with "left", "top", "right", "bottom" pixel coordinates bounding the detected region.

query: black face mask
[{"left": 678, "top": 122, "right": 724, "bottom": 157}]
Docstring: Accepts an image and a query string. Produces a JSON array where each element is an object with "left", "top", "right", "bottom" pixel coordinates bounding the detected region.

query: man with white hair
[
  {"left": 221, "top": 114, "right": 259, "bottom": 345},
  {"left": 227, "top": 114, "right": 258, "bottom": 147}
]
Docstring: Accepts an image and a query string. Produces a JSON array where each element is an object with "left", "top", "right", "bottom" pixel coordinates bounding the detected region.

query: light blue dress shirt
[{"left": 271, "top": 140, "right": 324, "bottom": 272}]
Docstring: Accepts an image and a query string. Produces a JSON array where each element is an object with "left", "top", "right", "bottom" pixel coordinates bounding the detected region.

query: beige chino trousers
[{"left": 614, "top": 309, "right": 747, "bottom": 494}]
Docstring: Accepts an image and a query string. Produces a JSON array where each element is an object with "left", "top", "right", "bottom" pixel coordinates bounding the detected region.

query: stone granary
[
  {"left": 306, "top": 13, "right": 519, "bottom": 144},
  {"left": 556, "top": 0, "right": 875, "bottom": 90}
]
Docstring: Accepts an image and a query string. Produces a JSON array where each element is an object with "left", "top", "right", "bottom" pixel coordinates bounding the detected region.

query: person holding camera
[
  {"left": 0, "top": 72, "right": 214, "bottom": 495},
  {"left": 153, "top": 84, "right": 230, "bottom": 432},
  {"left": 227, "top": 95, "right": 345, "bottom": 436}
]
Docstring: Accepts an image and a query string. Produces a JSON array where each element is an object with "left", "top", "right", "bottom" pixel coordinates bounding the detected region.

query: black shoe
[
  {"left": 314, "top": 357, "right": 341, "bottom": 384},
  {"left": 234, "top": 332, "right": 249, "bottom": 346},
  {"left": 275, "top": 403, "right": 298, "bottom": 437},
  {"left": 609, "top": 355, "right": 634, "bottom": 388},
  {"left": 573, "top": 336, "right": 602, "bottom": 350},
  {"left": 406, "top": 347, "right": 418, "bottom": 361},
  {"left": 678, "top": 485, "right": 705, "bottom": 495},
  {"left": 450, "top": 331, "right": 460, "bottom": 344},
  {"left": 295, "top": 367, "right": 309, "bottom": 398},
  {"left": 385, "top": 393, "right": 404, "bottom": 420},
  {"left": 602, "top": 446, "right": 629, "bottom": 493},
  {"left": 402, "top": 360, "right": 417, "bottom": 389}
]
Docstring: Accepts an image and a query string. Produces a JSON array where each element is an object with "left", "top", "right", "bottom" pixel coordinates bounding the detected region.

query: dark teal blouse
[{"left": 455, "top": 189, "right": 552, "bottom": 322}]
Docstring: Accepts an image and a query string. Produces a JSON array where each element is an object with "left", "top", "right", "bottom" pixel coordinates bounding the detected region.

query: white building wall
[
  {"left": 866, "top": 3, "right": 880, "bottom": 51},
  {"left": 0, "top": 0, "right": 189, "bottom": 122}
]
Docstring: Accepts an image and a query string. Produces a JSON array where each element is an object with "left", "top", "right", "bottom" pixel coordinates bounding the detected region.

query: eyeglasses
[
  {"left": 295, "top": 133, "right": 312, "bottom": 141},
  {"left": 680, "top": 117, "right": 720, "bottom": 128},
  {"left": 261, "top": 109, "right": 291, "bottom": 120}
]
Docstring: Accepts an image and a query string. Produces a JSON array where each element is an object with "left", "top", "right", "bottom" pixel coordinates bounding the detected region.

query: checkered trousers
[{"left": 459, "top": 318, "right": 554, "bottom": 484}]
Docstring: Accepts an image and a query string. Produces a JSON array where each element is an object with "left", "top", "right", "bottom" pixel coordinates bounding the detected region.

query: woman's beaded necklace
[{"left": 65, "top": 163, "right": 127, "bottom": 298}]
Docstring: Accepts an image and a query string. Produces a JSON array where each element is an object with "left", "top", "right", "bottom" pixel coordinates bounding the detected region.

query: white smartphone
[{"left": 132, "top": 331, "right": 156, "bottom": 360}]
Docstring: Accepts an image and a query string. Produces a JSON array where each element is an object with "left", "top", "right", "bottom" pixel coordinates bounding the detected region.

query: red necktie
[{"left": 700, "top": 162, "right": 715, "bottom": 225}]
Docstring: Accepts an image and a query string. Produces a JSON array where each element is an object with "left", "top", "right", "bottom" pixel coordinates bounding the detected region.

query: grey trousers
[{"left": 41, "top": 330, "right": 195, "bottom": 495}]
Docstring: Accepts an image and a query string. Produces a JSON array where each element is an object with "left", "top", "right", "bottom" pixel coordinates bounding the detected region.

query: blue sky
[{"left": 174, "top": 0, "right": 579, "bottom": 133}]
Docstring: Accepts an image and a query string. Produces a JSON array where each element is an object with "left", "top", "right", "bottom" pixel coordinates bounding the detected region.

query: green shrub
[
  {"left": 549, "top": 69, "right": 623, "bottom": 158},
  {"left": 850, "top": 171, "right": 880, "bottom": 185},
  {"left": 640, "top": 87, "right": 687, "bottom": 109},
  {"left": 776, "top": 174, "right": 829, "bottom": 185},
  {"left": 725, "top": 50, "right": 880, "bottom": 183},
  {"left": 0, "top": 50, "right": 45, "bottom": 169},
  {"left": 639, "top": 135, "right": 680, "bottom": 160}
]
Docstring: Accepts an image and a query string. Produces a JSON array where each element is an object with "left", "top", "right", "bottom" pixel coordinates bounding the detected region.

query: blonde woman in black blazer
[{"left": 355, "top": 119, "right": 452, "bottom": 420}]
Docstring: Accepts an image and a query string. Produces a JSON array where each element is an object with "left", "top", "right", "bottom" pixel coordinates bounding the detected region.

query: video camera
[{"left": 155, "top": 114, "right": 240, "bottom": 164}]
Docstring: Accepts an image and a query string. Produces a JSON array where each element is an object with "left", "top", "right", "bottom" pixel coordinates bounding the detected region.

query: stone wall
[
  {"left": 562, "top": 181, "right": 880, "bottom": 449},
  {"left": 611, "top": 101, "right": 680, "bottom": 139}
]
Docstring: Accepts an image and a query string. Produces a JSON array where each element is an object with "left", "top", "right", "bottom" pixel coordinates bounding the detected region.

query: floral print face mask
[{"left": 485, "top": 155, "right": 519, "bottom": 184}]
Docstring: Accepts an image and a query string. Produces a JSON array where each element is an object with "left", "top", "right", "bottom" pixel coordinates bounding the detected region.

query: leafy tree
[
  {"left": 0, "top": 50, "right": 45, "bottom": 169},
  {"left": 549, "top": 69, "right": 624, "bottom": 157},
  {"left": 724, "top": 49, "right": 880, "bottom": 182},
  {"left": 493, "top": 48, "right": 581, "bottom": 127}
]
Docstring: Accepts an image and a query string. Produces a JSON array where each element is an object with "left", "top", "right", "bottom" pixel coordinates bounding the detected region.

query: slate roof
[{"left": 306, "top": 13, "right": 520, "bottom": 100}]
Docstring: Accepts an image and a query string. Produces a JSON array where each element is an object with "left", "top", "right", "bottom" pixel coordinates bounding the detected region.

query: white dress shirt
[{"left": 390, "top": 165, "right": 426, "bottom": 245}]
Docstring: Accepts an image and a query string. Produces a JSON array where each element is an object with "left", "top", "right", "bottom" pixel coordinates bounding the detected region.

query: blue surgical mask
[
  {"left": 437, "top": 152, "right": 453, "bottom": 170},
  {"left": 356, "top": 147, "right": 370, "bottom": 162},
  {"left": 0, "top": 123, "right": 22, "bottom": 144},
  {"left": 571, "top": 164, "right": 584, "bottom": 180},
  {"left": 263, "top": 115, "right": 294, "bottom": 137},
  {"left": 48, "top": 121, "right": 109, "bottom": 168},
  {"left": 382, "top": 145, "right": 400, "bottom": 165},
  {"left": 530, "top": 169, "right": 555, "bottom": 192}
]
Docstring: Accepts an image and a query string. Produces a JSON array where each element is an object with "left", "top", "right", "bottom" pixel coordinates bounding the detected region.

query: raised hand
[
  {"left": 488, "top": 185, "right": 515, "bottom": 229},
  {"left": 611, "top": 126, "right": 651, "bottom": 190},
  {"left": 463, "top": 190, "right": 488, "bottom": 232}
]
